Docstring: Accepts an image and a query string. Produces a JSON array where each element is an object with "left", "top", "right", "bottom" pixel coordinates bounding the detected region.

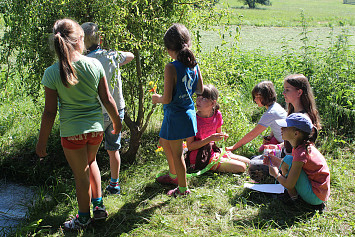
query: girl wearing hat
[{"left": 264, "top": 113, "right": 330, "bottom": 208}]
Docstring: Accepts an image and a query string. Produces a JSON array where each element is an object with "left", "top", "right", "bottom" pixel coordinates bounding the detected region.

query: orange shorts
[{"left": 61, "top": 132, "right": 103, "bottom": 150}]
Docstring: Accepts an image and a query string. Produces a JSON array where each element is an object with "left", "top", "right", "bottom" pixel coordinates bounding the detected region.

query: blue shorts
[
  {"left": 103, "top": 109, "right": 124, "bottom": 151},
  {"left": 282, "top": 155, "right": 323, "bottom": 205}
]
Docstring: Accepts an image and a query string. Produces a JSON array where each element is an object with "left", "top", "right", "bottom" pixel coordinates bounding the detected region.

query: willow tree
[{"left": 1, "top": 0, "right": 227, "bottom": 163}]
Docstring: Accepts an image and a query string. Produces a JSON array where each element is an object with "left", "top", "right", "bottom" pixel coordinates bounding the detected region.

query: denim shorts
[
  {"left": 282, "top": 155, "right": 323, "bottom": 205},
  {"left": 103, "top": 109, "right": 124, "bottom": 151}
]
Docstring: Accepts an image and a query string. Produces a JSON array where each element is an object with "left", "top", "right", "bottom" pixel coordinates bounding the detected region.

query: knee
[{"left": 241, "top": 163, "right": 247, "bottom": 172}]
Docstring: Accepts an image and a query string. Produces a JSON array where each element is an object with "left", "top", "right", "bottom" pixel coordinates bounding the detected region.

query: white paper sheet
[{"left": 244, "top": 183, "right": 285, "bottom": 194}]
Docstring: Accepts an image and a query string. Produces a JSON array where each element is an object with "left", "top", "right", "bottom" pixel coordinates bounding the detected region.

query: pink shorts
[{"left": 61, "top": 132, "right": 103, "bottom": 150}]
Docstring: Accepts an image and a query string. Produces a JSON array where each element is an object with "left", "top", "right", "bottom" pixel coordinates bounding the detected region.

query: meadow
[
  {"left": 0, "top": 0, "right": 355, "bottom": 236},
  {"left": 219, "top": 0, "right": 355, "bottom": 27}
]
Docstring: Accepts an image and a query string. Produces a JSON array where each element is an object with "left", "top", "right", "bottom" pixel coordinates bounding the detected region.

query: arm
[
  {"left": 269, "top": 161, "right": 304, "bottom": 190},
  {"left": 226, "top": 124, "right": 267, "bottom": 151},
  {"left": 195, "top": 67, "right": 203, "bottom": 95},
  {"left": 186, "top": 126, "right": 228, "bottom": 151},
  {"left": 263, "top": 154, "right": 283, "bottom": 168},
  {"left": 98, "top": 76, "right": 122, "bottom": 134},
  {"left": 36, "top": 87, "right": 58, "bottom": 157},
  {"left": 152, "top": 63, "right": 176, "bottom": 104},
  {"left": 119, "top": 52, "right": 134, "bottom": 67}
]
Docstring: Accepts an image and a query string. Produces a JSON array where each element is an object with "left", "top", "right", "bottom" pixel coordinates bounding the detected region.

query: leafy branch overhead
[{"left": 0, "top": 0, "right": 228, "bottom": 162}]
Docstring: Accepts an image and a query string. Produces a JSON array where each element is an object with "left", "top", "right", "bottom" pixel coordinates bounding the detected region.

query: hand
[
  {"left": 263, "top": 153, "right": 282, "bottom": 168},
  {"left": 36, "top": 142, "right": 48, "bottom": 158},
  {"left": 268, "top": 165, "right": 279, "bottom": 178},
  {"left": 225, "top": 146, "right": 234, "bottom": 152},
  {"left": 263, "top": 155, "right": 271, "bottom": 166},
  {"left": 210, "top": 132, "right": 228, "bottom": 142},
  {"left": 112, "top": 120, "right": 123, "bottom": 135},
  {"left": 151, "top": 93, "right": 161, "bottom": 104}
]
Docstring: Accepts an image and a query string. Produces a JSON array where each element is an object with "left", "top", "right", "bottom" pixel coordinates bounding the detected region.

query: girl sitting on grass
[
  {"left": 185, "top": 84, "right": 250, "bottom": 173},
  {"left": 282, "top": 74, "right": 321, "bottom": 154},
  {"left": 264, "top": 113, "right": 330, "bottom": 208},
  {"left": 226, "top": 81, "right": 287, "bottom": 153}
]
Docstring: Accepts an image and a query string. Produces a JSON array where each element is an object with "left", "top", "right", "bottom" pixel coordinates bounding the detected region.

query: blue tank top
[{"left": 159, "top": 60, "right": 200, "bottom": 140}]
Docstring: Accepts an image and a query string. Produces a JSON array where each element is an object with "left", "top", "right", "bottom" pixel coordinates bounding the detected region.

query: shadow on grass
[
  {"left": 88, "top": 183, "right": 171, "bottom": 236},
  {"left": 231, "top": 189, "right": 321, "bottom": 229}
]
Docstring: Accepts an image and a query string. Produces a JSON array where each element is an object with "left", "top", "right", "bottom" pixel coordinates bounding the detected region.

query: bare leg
[
  {"left": 87, "top": 144, "right": 102, "bottom": 199},
  {"left": 107, "top": 150, "right": 120, "bottom": 179},
  {"left": 287, "top": 187, "right": 298, "bottom": 198},
  {"left": 216, "top": 157, "right": 247, "bottom": 173},
  {"left": 228, "top": 153, "right": 250, "bottom": 164},
  {"left": 159, "top": 138, "right": 176, "bottom": 175},
  {"left": 280, "top": 162, "right": 298, "bottom": 198},
  {"left": 168, "top": 139, "right": 187, "bottom": 187},
  {"left": 63, "top": 146, "right": 91, "bottom": 213}
]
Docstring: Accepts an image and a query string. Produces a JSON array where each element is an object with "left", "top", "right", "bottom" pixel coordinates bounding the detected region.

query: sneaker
[
  {"left": 312, "top": 202, "right": 326, "bottom": 214},
  {"left": 63, "top": 214, "right": 91, "bottom": 231},
  {"left": 277, "top": 192, "right": 298, "bottom": 206},
  {"left": 106, "top": 185, "right": 121, "bottom": 194},
  {"left": 93, "top": 205, "right": 108, "bottom": 220},
  {"left": 156, "top": 174, "right": 178, "bottom": 185},
  {"left": 167, "top": 187, "right": 191, "bottom": 197}
]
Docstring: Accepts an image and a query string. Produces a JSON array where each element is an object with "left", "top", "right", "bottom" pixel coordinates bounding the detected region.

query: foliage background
[{"left": 0, "top": 0, "right": 354, "bottom": 236}]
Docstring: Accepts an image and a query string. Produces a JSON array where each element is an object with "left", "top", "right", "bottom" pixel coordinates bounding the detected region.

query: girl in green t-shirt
[{"left": 36, "top": 18, "right": 121, "bottom": 230}]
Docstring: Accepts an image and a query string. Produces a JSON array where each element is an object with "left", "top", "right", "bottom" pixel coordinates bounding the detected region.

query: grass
[
  {"left": 5, "top": 123, "right": 354, "bottom": 236},
  {"left": 196, "top": 0, "right": 355, "bottom": 55},
  {"left": 1, "top": 1, "right": 355, "bottom": 236},
  {"left": 219, "top": 0, "right": 355, "bottom": 27},
  {"left": 199, "top": 25, "right": 355, "bottom": 54}
]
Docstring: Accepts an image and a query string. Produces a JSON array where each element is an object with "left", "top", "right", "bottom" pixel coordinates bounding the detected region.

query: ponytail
[
  {"left": 177, "top": 47, "right": 197, "bottom": 68},
  {"left": 298, "top": 127, "right": 318, "bottom": 154},
  {"left": 52, "top": 19, "right": 83, "bottom": 87},
  {"left": 54, "top": 33, "right": 78, "bottom": 87},
  {"left": 164, "top": 23, "right": 197, "bottom": 68}
]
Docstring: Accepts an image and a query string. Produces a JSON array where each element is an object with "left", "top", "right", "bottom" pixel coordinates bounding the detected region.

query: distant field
[
  {"left": 198, "top": 26, "right": 355, "bottom": 54},
  {"left": 218, "top": 0, "right": 355, "bottom": 26}
]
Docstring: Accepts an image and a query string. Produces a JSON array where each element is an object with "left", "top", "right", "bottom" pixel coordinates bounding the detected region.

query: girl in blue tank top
[{"left": 152, "top": 23, "right": 203, "bottom": 197}]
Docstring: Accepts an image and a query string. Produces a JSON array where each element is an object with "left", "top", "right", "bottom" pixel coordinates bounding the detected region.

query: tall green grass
[
  {"left": 219, "top": 0, "right": 355, "bottom": 27},
  {"left": 1, "top": 5, "right": 354, "bottom": 237}
]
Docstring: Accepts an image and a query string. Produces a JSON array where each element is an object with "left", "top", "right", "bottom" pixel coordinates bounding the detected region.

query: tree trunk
[
  {"left": 121, "top": 48, "right": 157, "bottom": 164},
  {"left": 247, "top": 0, "right": 255, "bottom": 8},
  {"left": 121, "top": 114, "right": 142, "bottom": 164}
]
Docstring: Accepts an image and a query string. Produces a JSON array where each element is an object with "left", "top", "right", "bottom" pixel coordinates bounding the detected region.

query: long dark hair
[
  {"left": 284, "top": 74, "right": 321, "bottom": 130},
  {"left": 53, "top": 19, "right": 83, "bottom": 87},
  {"left": 164, "top": 23, "right": 197, "bottom": 68}
]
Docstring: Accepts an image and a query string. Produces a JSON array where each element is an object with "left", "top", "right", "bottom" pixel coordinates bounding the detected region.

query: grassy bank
[
  {"left": 1, "top": 1, "right": 354, "bottom": 236},
  {"left": 2, "top": 41, "right": 354, "bottom": 236},
  {"left": 199, "top": 26, "right": 355, "bottom": 54},
  {"left": 219, "top": 0, "right": 355, "bottom": 27}
]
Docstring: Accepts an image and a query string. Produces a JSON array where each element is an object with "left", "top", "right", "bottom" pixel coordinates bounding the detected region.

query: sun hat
[{"left": 275, "top": 113, "right": 313, "bottom": 133}]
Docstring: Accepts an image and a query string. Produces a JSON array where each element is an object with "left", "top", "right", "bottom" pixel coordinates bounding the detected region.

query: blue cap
[{"left": 275, "top": 113, "right": 313, "bottom": 133}]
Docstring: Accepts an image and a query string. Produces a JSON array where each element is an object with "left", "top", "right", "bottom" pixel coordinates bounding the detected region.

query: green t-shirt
[{"left": 42, "top": 55, "right": 105, "bottom": 137}]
